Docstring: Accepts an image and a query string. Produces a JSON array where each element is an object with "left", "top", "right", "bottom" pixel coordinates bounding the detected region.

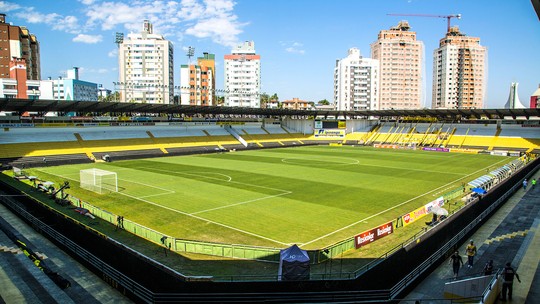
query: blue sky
[{"left": 2, "top": 0, "right": 539, "bottom": 108}]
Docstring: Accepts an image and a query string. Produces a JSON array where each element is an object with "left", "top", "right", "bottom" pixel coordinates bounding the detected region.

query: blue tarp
[{"left": 472, "top": 187, "right": 487, "bottom": 195}]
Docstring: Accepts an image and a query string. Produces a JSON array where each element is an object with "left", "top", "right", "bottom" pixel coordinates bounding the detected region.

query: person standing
[
  {"left": 449, "top": 250, "right": 464, "bottom": 279},
  {"left": 501, "top": 262, "right": 521, "bottom": 301},
  {"left": 483, "top": 259, "right": 494, "bottom": 275},
  {"left": 466, "top": 240, "right": 477, "bottom": 268}
]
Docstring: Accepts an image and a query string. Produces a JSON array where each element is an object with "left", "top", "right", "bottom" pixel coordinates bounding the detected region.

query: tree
[
  {"left": 318, "top": 99, "right": 330, "bottom": 105},
  {"left": 270, "top": 93, "right": 279, "bottom": 101},
  {"left": 260, "top": 93, "right": 270, "bottom": 108}
]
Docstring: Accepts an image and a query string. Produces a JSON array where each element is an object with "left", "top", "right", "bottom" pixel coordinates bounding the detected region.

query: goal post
[{"left": 80, "top": 169, "right": 118, "bottom": 194}]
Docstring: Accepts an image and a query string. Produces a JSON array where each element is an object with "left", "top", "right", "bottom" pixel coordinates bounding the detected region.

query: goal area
[{"left": 80, "top": 169, "right": 118, "bottom": 194}]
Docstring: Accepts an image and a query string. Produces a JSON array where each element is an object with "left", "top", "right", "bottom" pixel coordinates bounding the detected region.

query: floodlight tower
[{"left": 187, "top": 46, "right": 195, "bottom": 65}]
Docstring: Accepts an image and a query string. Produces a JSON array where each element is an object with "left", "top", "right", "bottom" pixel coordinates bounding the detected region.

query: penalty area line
[{"left": 39, "top": 171, "right": 290, "bottom": 247}]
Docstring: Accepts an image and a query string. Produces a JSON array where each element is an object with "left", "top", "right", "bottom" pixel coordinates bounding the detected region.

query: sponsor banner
[
  {"left": 355, "top": 222, "right": 393, "bottom": 248},
  {"left": 0, "top": 123, "right": 34, "bottom": 128},
  {"left": 402, "top": 205, "right": 428, "bottom": 226},
  {"left": 216, "top": 122, "right": 245, "bottom": 125},
  {"left": 422, "top": 147, "right": 450, "bottom": 152},
  {"left": 338, "top": 120, "right": 346, "bottom": 129},
  {"left": 374, "top": 143, "right": 400, "bottom": 149},
  {"left": 314, "top": 129, "right": 345, "bottom": 138},
  {"left": 314, "top": 120, "right": 323, "bottom": 129},
  {"left": 449, "top": 148, "right": 479, "bottom": 154},
  {"left": 490, "top": 151, "right": 508, "bottom": 156},
  {"left": 508, "top": 151, "right": 521, "bottom": 157},
  {"left": 425, "top": 196, "right": 445, "bottom": 213},
  {"left": 110, "top": 122, "right": 155, "bottom": 126}
]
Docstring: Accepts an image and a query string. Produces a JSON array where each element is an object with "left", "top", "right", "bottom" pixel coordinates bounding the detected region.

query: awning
[
  {"left": 468, "top": 175, "right": 493, "bottom": 188},
  {"left": 490, "top": 165, "right": 511, "bottom": 178}
]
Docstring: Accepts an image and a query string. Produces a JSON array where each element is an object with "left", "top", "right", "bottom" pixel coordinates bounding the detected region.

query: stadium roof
[{"left": 1, "top": 98, "right": 540, "bottom": 119}]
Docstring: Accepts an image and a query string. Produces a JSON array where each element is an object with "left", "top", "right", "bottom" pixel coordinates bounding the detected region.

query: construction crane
[{"left": 387, "top": 13, "right": 461, "bottom": 33}]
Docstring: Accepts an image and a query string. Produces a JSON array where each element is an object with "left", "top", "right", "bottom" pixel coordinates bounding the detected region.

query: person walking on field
[
  {"left": 449, "top": 250, "right": 464, "bottom": 279},
  {"left": 466, "top": 240, "right": 477, "bottom": 268},
  {"left": 522, "top": 179, "right": 528, "bottom": 190},
  {"left": 532, "top": 178, "right": 537, "bottom": 189},
  {"left": 501, "top": 262, "right": 521, "bottom": 301}
]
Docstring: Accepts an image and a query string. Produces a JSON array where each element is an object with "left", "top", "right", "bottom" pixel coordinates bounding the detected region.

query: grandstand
[{"left": 0, "top": 98, "right": 539, "bottom": 303}]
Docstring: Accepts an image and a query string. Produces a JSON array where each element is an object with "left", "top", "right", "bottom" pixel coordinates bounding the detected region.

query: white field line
[
  {"left": 281, "top": 157, "right": 359, "bottom": 165},
  {"left": 41, "top": 171, "right": 290, "bottom": 246},
  {"left": 300, "top": 157, "right": 511, "bottom": 247},
  {"left": 191, "top": 191, "right": 292, "bottom": 215},
  {"left": 355, "top": 162, "right": 468, "bottom": 176},
  {"left": 138, "top": 167, "right": 290, "bottom": 193},
  {"left": 137, "top": 166, "right": 294, "bottom": 215},
  {"left": 42, "top": 171, "right": 175, "bottom": 197}
]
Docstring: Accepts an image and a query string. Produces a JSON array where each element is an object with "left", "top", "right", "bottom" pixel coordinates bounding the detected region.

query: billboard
[
  {"left": 314, "top": 129, "right": 345, "bottom": 138},
  {"left": 354, "top": 221, "right": 394, "bottom": 248}
]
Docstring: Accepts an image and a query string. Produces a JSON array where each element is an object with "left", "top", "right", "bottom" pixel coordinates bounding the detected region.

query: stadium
[{"left": 0, "top": 98, "right": 539, "bottom": 303}]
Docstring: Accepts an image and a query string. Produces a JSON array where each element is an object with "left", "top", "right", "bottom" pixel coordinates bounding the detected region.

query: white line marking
[
  {"left": 191, "top": 191, "right": 292, "bottom": 215},
  {"left": 281, "top": 157, "right": 359, "bottom": 165},
  {"left": 139, "top": 167, "right": 290, "bottom": 193},
  {"left": 40, "top": 169, "right": 290, "bottom": 246},
  {"left": 41, "top": 169, "right": 176, "bottom": 196},
  {"left": 357, "top": 162, "right": 467, "bottom": 176},
  {"left": 299, "top": 157, "right": 511, "bottom": 246}
]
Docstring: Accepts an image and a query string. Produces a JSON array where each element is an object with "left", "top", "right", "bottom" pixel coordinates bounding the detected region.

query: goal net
[{"left": 80, "top": 169, "right": 118, "bottom": 194}]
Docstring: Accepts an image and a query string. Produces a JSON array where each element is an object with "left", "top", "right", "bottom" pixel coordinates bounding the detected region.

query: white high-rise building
[
  {"left": 334, "top": 48, "right": 379, "bottom": 111},
  {"left": 432, "top": 26, "right": 487, "bottom": 109},
  {"left": 224, "top": 41, "right": 261, "bottom": 108},
  {"left": 118, "top": 20, "right": 173, "bottom": 104}
]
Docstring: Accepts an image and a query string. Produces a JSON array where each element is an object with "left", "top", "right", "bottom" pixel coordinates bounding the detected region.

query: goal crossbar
[{"left": 80, "top": 168, "right": 118, "bottom": 194}]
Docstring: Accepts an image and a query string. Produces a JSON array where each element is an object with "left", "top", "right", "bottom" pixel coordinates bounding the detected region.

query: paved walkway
[{"left": 402, "top": 172, "right": 540, "bottom": 303}]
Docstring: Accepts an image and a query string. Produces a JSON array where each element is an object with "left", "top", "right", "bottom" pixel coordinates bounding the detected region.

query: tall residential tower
[
  {"left": 224, "top": 41, "right": 261, "bottom": 108},
  {"left": 180, "top": 52, "right": 215, "bottom": 106},
  {"left": 371, "top": 21, "right": 424, "bottom": 110},
  {"left": 333, "top": 48, "right": 379, "bottom": 111},
  {"left": 118, "top": 20, "right": 173, "bottom": 104},
  {"left": 432, "top": 26, "right": 487, "bottom": 109},
  {"left": 0, "top": 14, "right": 40, "bottom": 80}
]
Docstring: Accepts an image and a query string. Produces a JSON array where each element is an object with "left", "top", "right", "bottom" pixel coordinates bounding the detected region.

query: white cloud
[
  {"left": 281, "top": 41, "right": 305, "bottom": 55},
  {"left": 9, "top": 0, "right": 245, "bottom": 48},
  {"left": 14, "top": 8, "right": 81, "bottom": 34},
  {"left": 73, "top": 34, "right": 103, "bottom": 43},
  {"left": 108, "top": 48, "right": 118, "bottom": 57},
  {"left": 84, "top": 0, "right": 245, "bottom": 47},
  {"left": 0, "top": 1, "right": 21, "bottom": 12}
]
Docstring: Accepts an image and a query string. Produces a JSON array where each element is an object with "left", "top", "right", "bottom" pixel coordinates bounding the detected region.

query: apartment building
[
  {"left": 180, "top": 52, "right": 215, "bottom": 106},
  {"left": 432, "top": 26, "right": 487, "bottom": 109},
  {"left": 371, "top": 21, "right": 423, "bottom": 110},
  {"left": 224, "top": 41, "right": 261, "bottom": 108},
  {"left": 334, "top": 48, "right": 379, "bottom": 111},
  {"left": 0, "top": 14, "right": 40, "bottom": 80},
  {"left": 118, "top": 20, "right": 173, "bottom": 104}
]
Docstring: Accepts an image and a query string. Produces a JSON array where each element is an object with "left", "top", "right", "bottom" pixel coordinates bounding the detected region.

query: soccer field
[{"left": 32, "top": 146, "right": 514, "bottom": 249}]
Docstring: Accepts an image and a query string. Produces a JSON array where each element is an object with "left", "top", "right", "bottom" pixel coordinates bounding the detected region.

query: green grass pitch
[{"left": 31, "top": 146, "right": 514, "bottom": 250}]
